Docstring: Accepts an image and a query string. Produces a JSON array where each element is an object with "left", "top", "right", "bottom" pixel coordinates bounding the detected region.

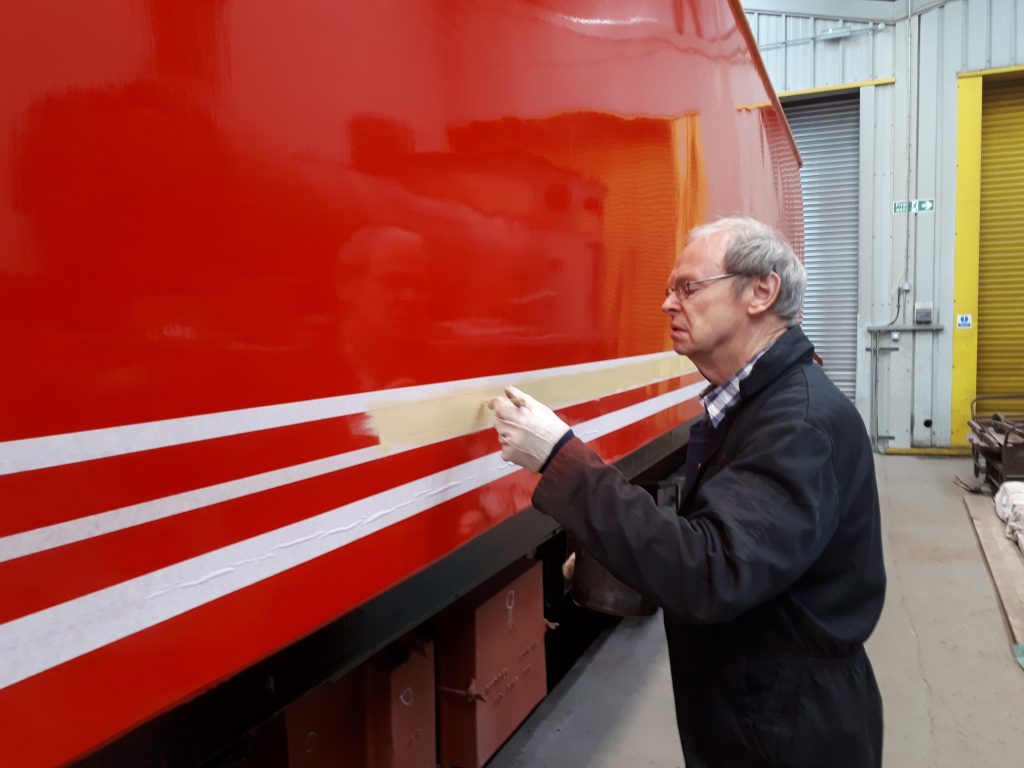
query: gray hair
[{"left": 687, "top": 216, "right": 806, "bottom": 324}]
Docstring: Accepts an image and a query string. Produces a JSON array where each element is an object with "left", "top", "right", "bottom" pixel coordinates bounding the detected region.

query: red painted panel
[
  {"left": 0, "top": 405, "right": 703, "bottom": 768},
  {"left": 0, "top": 375, "right": 700, "bottom": 622},
  {"left": 0, "top": 1, "right": 800, "bottom": 764},
  {"left": 0, "top": 413, "right": 377, "bottom": 537}
]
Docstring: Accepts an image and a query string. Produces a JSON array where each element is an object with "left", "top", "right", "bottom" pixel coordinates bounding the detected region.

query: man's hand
[{"left": 488, "top": 386, "right": 570, "bottom": 472}]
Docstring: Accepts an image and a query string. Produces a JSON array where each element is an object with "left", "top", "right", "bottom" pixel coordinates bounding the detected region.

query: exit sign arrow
[{"left": 892, "top": 198, "right": 935, "bottom": 214}]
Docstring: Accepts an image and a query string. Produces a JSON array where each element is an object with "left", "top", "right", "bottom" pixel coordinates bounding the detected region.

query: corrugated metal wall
[
  {"left": 785, "top": 97, "right": 861, "bottom": 398},
  {"left": 743, "top": 0, "right": 1024, "bottom": 449},
  {"left": 978, "top": 78, "right": 1024, "bottom": 400},
  {"left": 747, "top": 14, "right": 894, "bottom": 92}
]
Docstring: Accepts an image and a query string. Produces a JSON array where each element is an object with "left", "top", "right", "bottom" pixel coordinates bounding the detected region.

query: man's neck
[{"left": 696, "top": 322, "right": 788, "bottom": 385}]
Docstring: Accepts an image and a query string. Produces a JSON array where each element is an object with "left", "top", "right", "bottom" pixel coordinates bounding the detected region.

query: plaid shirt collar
[{"left": 699, "top": 343, "right": 775, "bottom": 428}]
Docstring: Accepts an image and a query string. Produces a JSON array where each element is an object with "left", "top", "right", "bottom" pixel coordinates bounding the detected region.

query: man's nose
[{"left": 662, "top": 294, "right": 679, "bottom": 315}]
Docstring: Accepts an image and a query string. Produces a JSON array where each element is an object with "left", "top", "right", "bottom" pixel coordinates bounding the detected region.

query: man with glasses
[{"left": 490, "top": 217, "right": 885, "bottom": 767}]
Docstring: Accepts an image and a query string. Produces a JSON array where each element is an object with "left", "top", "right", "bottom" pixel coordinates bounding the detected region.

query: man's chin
[{"left": 672, "top": 340, "right": 693, "bottom": 356}]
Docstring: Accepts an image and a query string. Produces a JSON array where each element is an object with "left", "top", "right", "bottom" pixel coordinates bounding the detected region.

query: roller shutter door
[
  {"left": 978, "top": 78, "right": 1024, "bottom": 404},
  {"left": 784, "top": 96, "right": 860, "bottom": 398}
]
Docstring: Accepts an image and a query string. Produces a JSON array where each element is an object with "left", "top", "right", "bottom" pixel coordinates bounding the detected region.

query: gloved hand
[{"left": 488, "top": 386, "right": 570, "bottom": 472}]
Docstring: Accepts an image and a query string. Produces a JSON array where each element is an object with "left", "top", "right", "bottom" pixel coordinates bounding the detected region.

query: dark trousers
[{"left": 671, "top": 648, "right": 883, "bottom": 768}]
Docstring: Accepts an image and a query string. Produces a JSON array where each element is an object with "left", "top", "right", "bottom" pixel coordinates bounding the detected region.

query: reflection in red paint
[{"left": 0, "top": 2, "right": 801, "bottom": 764}]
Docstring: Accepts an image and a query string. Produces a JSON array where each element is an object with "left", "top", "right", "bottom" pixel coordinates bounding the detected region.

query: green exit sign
[{"left": 893, "top": 198, "right": 935, "bottom": 214}]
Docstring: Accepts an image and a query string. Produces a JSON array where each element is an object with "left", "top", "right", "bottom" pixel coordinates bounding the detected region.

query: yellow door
[{"left": 978, "top": 76, "right": 1024, "bottom": 416}]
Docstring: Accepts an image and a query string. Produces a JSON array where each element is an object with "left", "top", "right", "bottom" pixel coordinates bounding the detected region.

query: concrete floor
[{"left": 489, "top": 456, "right": 1024, "bottom": 767}]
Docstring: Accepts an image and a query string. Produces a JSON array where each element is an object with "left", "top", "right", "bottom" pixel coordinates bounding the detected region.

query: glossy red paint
[
  {"left": 0, "top": 1, "right": 801, "bottom": 764},
  {"left": 0, "top": 373, "right": 702, "bottom": 623},
  {"left": 0, "top": 412, "right": 377, "bottom": 536}
]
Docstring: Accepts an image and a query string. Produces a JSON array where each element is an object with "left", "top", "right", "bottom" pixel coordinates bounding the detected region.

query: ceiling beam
[{"left": 741, "top": 0, "right": 899, "bottom": 24}]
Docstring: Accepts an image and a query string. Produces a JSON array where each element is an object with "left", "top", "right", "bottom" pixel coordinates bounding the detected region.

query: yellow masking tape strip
[{"left": 368, "top": 355, "right": 698, "bottom": 448}]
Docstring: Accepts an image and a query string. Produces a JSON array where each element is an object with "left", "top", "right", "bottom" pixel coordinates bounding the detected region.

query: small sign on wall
[
  {"left": 956, "top": 313, "right": 973, "bottom": 329},
  {"left": 892, "top": 198, "right": 936, "bottom": 214}
]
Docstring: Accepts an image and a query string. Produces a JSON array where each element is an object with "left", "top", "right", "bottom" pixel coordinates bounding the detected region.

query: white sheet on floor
[{"left": 994, "top": 481, "right": 1024, "bottom": 554}]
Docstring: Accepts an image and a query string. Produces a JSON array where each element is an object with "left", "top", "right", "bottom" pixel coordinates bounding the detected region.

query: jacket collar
[
  {"left": 738, "top": 325, "right": 815, "bottom": 400},
  {"left": 677, "top": 328, "right": 813, "bottom": 508}
]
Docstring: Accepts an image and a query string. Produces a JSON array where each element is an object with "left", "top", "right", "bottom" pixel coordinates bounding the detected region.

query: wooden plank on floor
[{"left": 964, "top": 494, "right": 1024, "bottom": 668}]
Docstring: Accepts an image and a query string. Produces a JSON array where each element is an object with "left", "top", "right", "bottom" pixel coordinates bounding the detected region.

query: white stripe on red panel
[
  {"left": 0, "top": 375, "right": 700, "bottom": 562},
  {"left": 0, "top": 352, "right": 684, "bottom": 475},
  {"left": 0, "top": 444, "right": 388, "bottom": 563},
  {"left": 0, "top": 382, "right": 703, "bottom": 691}
]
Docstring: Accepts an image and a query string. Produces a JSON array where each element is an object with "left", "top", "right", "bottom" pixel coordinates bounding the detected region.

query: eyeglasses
[{"left": 664, "top": 272, "right": 739, "bottom": 302}]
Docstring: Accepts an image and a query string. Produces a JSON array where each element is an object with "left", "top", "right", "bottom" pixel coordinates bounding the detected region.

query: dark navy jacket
[{"left": 533, "top": 326, "right": 886, "bottom": 767}]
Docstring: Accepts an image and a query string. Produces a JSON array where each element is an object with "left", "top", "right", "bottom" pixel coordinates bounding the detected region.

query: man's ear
[{"left": 747, "top": 272, "right": 782, "bottom": 316}]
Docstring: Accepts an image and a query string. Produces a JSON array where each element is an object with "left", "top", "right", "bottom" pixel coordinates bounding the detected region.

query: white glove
[{"left": 489, "top": 386, "right": 571, "bottom": 472}]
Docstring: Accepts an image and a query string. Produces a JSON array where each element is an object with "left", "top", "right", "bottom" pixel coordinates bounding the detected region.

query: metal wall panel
[
  {"left": 756, "top": 12, "right": 787, "bottom": 81},
  {"left": 745, "top": 0, "right": 1024, "bottom": 90},
  {"left": 817, "top": 21, "right": 846, "bottom": 84},
  {"left": 785, "top": 96, "right": 860, "bottom": 397},
  {"left": 742, "top": 0, "right": 1024, "bottom": 447},
  {"left": 787, "top": 16, "right": 815, "bottom": 90},
  {"left": 992, "top": 0, "right": 1017, "bottom": 64},
  {"left": 936, "top": 0, "right": 967, "bottom": 446},
  {"left": 843, "top": 24, "right": 874, "bottom": 80},
  {"left": 1018, "top": 1, "right": 1024, "bottom": 60},
  {"left": 856, "top": 85, "right": 896, "bottom": 434},
  {"left": 966, "top": 0, "right": 992, "bottom": 71},
  {"left": 910, "top": 7, "right": 942, "bottom": 446},
  {"left": 745, "top": 10, "right": 895, "bottom": 90},
  {"left": 875, "top": 21, "right": 895, "bottom": 77}
]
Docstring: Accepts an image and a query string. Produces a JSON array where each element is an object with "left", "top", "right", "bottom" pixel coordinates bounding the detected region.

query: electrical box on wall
[{"left": 914, "top": 302, "right": 934, "bottom": 325}]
